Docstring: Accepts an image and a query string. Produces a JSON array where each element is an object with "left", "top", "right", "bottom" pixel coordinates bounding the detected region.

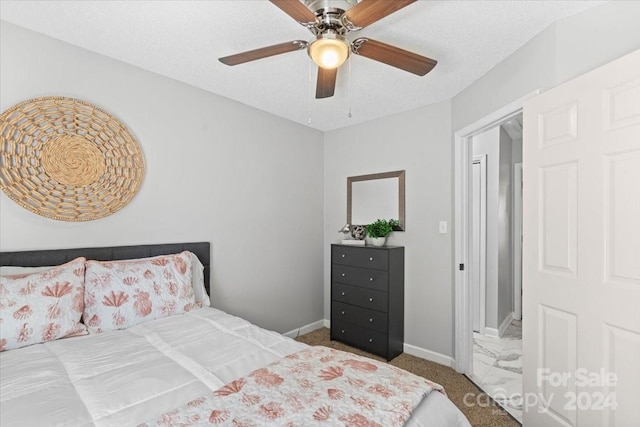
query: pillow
[
  {"left": 0, "top": 251, "right": 210, "bottom": 307},
  {"left": 0, "top": 257, "right": 87, "bottom": 352},
  {"left": 83, "top": 251, "right": 197, "bottom": 333},
  {"left": 189, "top": 252, "right": 210, "bottom": 307},
  {"left": 0, "top": 266, "right": 52, "bottom": 276}
]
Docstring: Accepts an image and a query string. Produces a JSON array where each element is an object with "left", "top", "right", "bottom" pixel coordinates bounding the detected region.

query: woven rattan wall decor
[{"left": 0, "top": 96, "right": 145, "bottom": 221}]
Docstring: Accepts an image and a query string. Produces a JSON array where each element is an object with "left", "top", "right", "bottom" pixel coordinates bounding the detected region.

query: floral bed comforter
[{"left": 142, "top": 346, "right": 445, "bottom": 427}]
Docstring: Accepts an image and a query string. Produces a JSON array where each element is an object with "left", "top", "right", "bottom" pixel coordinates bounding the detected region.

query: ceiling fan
[{"left": 219, "top": 0, "right": 437, "bottom": 99}]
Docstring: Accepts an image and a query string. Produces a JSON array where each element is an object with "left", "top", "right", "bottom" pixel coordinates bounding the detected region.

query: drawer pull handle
[
  {"left": 369, "top": 318, "right": 373, "bottom": 323},
  {"left": 341, "top": 330, "right": 345, "bottom": 334},
  {"left": 369, "top": 338, "right": 374, "bottom": 343},
  {"left": 369, "top": 277, "right": 374, "bottom": 282},
  {"left": 341, "top": 273, "right": 346, "bottom": 277},
  {"left": 341, "top": 311, "right": 345, "bottom": 315},
  {"left": 369, "top": 297, "right": 373, "bottom": 302},
  {"left": 341, "top": 254, "right": 346, "bottom": 258},
  {"left": 369, "top": 257, "right": 374, "bottom": 261},
  {"left": 341, "top": 292, "right": 346, "bottom": 296}
]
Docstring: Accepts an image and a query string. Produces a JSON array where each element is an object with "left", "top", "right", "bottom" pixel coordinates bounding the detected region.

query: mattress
[{"left": 0, "top": 307, "right": 470, "bottom": 426}]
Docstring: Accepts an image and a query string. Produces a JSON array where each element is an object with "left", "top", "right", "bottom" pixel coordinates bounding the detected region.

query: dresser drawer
[
  {"left": 331, "top": 265, "right": 388, "bottom": 291},
  {"left": 332, "top": 246, "right": 388, "bottom": 270},
  {"left": 331, "top": 320, "right": 387, "bottom": 356},
  {"left": 332, "top": 283, "right": 388, "bottom": 312},
  {"left": 332, "top": 301, "right": 388, "bottom": 333}
]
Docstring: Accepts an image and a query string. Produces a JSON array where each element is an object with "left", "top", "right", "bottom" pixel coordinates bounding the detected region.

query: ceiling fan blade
[
  {"left": 351, "top": 38, "right": 437, "bottom": 76},
  {"left": 219, "top": 40, "right": 308, "bottom": 66},
  {"left": 270, "top": 0, "right": 317, "bottom": 24},
  {"left": 316, "top": 67, "right": 337, "bottom": 99},
  {"left": 342, "top": 0, "right": 416, "bottom": 29}
]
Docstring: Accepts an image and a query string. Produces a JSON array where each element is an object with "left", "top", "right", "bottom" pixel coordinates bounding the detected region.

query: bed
[{"left": 0, "top": 242, "right": 470, "bottom": 427}]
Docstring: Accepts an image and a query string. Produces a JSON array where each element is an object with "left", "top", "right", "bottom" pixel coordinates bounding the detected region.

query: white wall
[
  {"left": 452, "top": 1, "right": 640, "bottom": 133},
  {"left": 0, "top": 22, "right": 325, "bottom": 334},
  {"left": 472, "top": 127, "right": 500, "bottom": 330},
  {"left": 324, "top": 101, "right": 453, "bottom": 357},
  {"left": 470, "top": 126, "right": 514, "bottom": 331},
  {"left": 512, "top": 138, "right": 523, "bottom": 166},
  {"left": 553, "top": 1, "right": 640, "bottom": 87},
  {"left": 497, "top": 126, "right": 513, "bottom": 326}
]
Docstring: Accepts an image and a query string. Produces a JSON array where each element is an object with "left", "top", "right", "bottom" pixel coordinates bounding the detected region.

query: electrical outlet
[{"left": 439, "top": 221, "right": 448, "bottom": 234}]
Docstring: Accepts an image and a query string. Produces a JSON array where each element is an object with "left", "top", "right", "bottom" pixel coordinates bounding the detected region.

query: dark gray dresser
[{"left": 330, "top": 244, "right": 404, "bottom": 361}]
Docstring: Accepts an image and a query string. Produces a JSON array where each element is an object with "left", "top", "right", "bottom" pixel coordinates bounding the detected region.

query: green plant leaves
[{"left": 364, "top": 219, "right": 399, "bottom": 238}]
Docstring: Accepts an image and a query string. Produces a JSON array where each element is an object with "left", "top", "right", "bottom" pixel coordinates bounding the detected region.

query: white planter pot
[{"left": 368, "top": 237, "right": 387, "bottom": 247}]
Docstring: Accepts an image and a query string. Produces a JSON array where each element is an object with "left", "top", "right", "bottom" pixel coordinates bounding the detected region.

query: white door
[
  {"left": 523, "top": 49, "right": 640, "bottom": 426},
  {"left": 472, "top": 156, "right": 487, "bottom": 334},
  {"left": 513, "top": 162, "right": 523, "bottom": 321},
  {"left": 472, "top": 161, "right": 481, "bottom": 332}
]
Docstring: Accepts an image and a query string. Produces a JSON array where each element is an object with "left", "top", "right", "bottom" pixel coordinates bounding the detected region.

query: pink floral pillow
[
  {"left": 0, "top": 257, "right": 87, "bottom": 352},
  {"left": 83, "top": 251, "right": 197, "bottom": 333}
]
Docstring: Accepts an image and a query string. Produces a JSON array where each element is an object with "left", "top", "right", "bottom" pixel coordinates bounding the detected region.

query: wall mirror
[{"left": 347, "top": 170, "right": 405, "bottom": 230}]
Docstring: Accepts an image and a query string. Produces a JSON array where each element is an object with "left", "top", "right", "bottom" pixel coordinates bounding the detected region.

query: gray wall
[
  {"left": 323, "top": 101, "right": 453, "bottom": 357},
  {"left": 324, "top": 1, "right": 639, "bottom": 358},
  {"left": 0, "top": 22, "right": 325, "bottom": 334}
]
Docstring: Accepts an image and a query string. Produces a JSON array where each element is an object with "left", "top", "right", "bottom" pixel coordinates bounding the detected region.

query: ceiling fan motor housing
[{"left": 304, "top": 0, "right": 358, "bottom": 15}]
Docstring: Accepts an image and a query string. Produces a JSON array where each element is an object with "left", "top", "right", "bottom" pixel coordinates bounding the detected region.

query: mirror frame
[{"left": 347, "top": 170, "right": 405, "bottom": 231}]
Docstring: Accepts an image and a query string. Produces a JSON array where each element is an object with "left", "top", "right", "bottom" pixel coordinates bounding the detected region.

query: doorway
[
  {"left": 468, "top": 116, "right": 523, "bottom": 422},
  {"left": 453, "top": 90, "right": 539, "bottom": 423},
  {"left": 454, "top": 91, "right": 538, "bottom": 374}
]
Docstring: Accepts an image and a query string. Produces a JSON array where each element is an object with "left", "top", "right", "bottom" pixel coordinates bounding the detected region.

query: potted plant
[{"left": 364, "top": 219, "right": 399, "bottom": 246}]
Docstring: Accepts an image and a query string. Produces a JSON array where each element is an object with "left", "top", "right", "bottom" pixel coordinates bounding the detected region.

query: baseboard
[
  {"left": 283, "top": 319, "right": 325, "bottom": 339},
  {"left": 403, "top": 343, "right": 456, "bottom": 368},
  {"left": 484, "top": 327, "right": 499, "bottom": 338},
  {"left": 326, "top": 320, "right": 454, "bottom": 367},
  {"left": 485, "top": 312, "right": 514, "bottom": 338},
  {"left": 290, "top": 320, "right": 455, "bottom": 369}
]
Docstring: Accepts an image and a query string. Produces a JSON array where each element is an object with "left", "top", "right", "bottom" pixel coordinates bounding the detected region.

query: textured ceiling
[{"left": 0, "top": 1, "right": 605, "bottom": 131}]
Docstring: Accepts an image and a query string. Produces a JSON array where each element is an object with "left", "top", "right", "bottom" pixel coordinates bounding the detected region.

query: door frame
[
  {"left": 472, "top": 155, "right": 487, "bottom": 335},
  {"left": 513, "top": 162, "right": 523, "bottom": 321},
  {"left": 453, "top": 90, "right": 539, "bottom": 373}
]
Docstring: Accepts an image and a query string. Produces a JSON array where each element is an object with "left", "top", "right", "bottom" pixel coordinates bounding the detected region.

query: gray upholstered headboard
[{"left": 0, "top": 242, "right": 211, "bottom": 294}]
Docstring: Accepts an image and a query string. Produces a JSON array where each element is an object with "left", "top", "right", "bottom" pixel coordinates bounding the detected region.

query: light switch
[{"left": 439, "top": 221, "right": 448, "bottom": 234}]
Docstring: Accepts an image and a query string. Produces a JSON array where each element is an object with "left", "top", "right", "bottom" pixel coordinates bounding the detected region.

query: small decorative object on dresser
[
  {"left": 331, "top": 244, "right": 404, "bottom": 361},
  {"left": 350, "top": 224, "right": 366, "bottom": 240},
  {"left": 337, "top": 223, "right": 366, "bottom": 245}
]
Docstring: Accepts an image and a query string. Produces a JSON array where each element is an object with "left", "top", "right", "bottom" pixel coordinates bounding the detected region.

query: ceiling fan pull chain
[
  {"left": 348, "top": 55, "right": 353, "bottom": 119},
  {"left": 307, "top": 57, "right": 313, "bottom": 124}
]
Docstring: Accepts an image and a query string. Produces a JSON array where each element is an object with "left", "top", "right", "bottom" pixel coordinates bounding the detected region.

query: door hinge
[{"left": 459, "top": 263, "right": 465, "bottom": 271}]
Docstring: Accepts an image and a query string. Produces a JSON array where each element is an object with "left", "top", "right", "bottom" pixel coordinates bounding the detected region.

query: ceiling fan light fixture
[{"left": 308, "top": 34, "right": 350, "bottom": 69}]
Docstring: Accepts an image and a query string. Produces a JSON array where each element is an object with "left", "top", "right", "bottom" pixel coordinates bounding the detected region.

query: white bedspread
[{"left": 0, "top": 307, "right": 470, "bottom": 427}]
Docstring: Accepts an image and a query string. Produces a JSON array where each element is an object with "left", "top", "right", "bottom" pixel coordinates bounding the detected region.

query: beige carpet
[{"left": 295, "top": 328, "right": 519, "bottom": 427}]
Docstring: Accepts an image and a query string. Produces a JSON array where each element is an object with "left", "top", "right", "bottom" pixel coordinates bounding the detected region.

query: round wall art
[{"left": 0, "top": 96, "right": 145, "bottom": 221}]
